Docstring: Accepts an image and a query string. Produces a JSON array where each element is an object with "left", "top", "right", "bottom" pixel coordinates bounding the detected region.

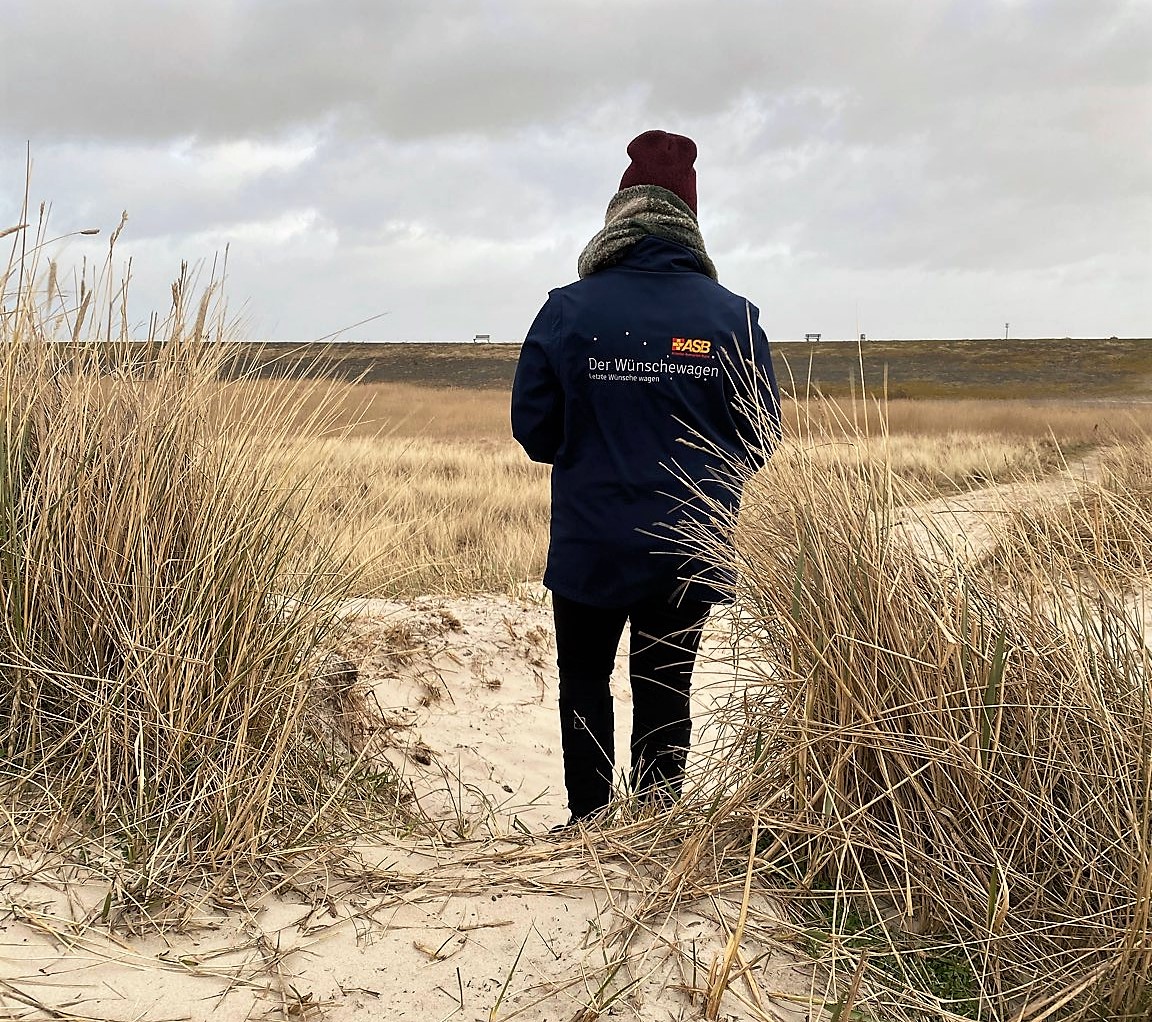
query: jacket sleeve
[
  {"left": 511, "top": 297, "right": 565, "bottom": 464},
  {"left": 731, "top": 307, "right": 782, "bottom": 472}
]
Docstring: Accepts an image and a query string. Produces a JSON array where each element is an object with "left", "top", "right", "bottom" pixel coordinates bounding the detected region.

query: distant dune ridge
[{"left": 205, "top": 337, "right": 1152, "bottom": 398}]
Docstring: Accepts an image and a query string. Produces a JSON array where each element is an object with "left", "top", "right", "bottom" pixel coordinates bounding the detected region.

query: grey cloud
[
  {"left": 7, "top": 1, "right": 1139, "bottom": 143},
  {"left": 2, "top": 0, "right": 1148, "bottom": 341}
]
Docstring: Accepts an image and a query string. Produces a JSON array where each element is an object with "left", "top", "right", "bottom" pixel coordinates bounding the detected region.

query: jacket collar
[{"left": 615, "top": 236, "right": 708, "bottom": 275}]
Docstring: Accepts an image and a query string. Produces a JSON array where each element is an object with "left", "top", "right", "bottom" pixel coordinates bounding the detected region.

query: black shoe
[{"left": 550, "top": 807, "right": 610, "bottom": 833}]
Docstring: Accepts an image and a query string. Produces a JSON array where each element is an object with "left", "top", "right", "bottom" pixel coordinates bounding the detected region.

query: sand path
[{"left": 893, "top": 448, "right": 1104, "bottom": 564}]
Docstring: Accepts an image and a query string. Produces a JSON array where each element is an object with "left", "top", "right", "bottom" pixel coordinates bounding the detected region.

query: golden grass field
[{"left": 263, "top": 380, "right": 1152, "bottom": 597}]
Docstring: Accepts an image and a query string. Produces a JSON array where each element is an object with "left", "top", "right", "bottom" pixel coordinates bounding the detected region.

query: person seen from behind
[{"left": 511, "top": 130, "right": 781, "bottom": 827}]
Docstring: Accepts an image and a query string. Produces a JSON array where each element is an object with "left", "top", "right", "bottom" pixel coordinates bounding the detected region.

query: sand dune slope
[{"left": 2, "top": 594, "right": 815, "bottom": 1022}]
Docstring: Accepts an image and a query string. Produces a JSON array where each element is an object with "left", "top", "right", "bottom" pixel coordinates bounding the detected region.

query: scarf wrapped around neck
[{"left": 577, "top": 184, "right": 718, "bottom": 281}]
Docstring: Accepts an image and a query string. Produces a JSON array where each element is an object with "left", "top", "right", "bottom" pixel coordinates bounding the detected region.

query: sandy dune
[
  {"left": 1, "top": 594, "right": 817, "bottom": 1022},
  {"left": 4, "top": 453, "right": 1122, "bottom": 1022}
]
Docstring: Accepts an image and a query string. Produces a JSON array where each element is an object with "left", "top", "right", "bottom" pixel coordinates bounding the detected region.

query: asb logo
[{"left": 671, "top": 336, "right": 712, "bottom": 357}]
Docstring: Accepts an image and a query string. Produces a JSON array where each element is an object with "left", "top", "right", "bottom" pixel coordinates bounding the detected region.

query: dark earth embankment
[{"left": 214, "top": 338, "right": 1152, "bottom": 399}]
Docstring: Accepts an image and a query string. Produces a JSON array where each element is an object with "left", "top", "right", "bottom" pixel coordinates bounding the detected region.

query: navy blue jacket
[{"left": 511, "top": 236, "right": 781, "bottom": 608}]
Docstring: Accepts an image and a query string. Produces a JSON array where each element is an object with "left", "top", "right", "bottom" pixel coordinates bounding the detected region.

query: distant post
[
  {"left": 805, "top": 332, "right": 821, "bottom": 343},
  {"left": 1005, "top": 322, "right": 1009, "bottom": 340}
]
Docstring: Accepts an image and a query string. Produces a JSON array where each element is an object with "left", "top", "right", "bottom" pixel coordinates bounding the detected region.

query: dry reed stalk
[{"left": 705, "top": 818, "right": 760, "bottom": 1018}]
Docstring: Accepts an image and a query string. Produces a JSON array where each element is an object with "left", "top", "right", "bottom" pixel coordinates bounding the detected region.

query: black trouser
[{"left": 552, "top": 591, "right": 711, "bottom": 820}]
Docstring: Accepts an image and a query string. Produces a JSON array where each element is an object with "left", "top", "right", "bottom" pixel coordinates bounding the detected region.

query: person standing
[{"left": 511, "top": 130, "right": 781, "bottom": 824}]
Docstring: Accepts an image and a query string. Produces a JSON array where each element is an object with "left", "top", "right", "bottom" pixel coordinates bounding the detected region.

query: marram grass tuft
[
  {"left": 634, "top": 377, "right": 1152, "bottom": 1020},
  {"left": 0, "top": 212, "right": 407, "bottom": 902}
]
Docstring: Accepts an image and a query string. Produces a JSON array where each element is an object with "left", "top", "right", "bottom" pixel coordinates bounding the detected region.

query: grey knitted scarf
[{"left": 577, "top": 184, "right": 718, "bottom": 281}]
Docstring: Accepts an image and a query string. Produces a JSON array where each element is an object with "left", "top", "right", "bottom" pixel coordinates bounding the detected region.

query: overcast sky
[{"left": 3, "top": 0, "right": 1149, "bottom": 341}]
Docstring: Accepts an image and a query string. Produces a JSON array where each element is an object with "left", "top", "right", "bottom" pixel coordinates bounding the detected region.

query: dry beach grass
[
  {"left": 0, "top": 220, "right": 413, "bottom": 906},
  {"left": 5, "top": 210, "right": 1152, "bottom": 1019},
  {"left": 649, "top": 433, "right": 1152, "bottom": 1020}
]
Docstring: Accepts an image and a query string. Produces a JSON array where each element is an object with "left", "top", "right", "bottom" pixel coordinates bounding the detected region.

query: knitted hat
[{"left": 619, "top": 130, "right": 698, "bottom": 215}]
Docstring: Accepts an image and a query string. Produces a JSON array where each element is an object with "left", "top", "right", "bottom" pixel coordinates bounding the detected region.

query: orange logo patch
[{"left": 671, "top": 337, "right": 712, "bottom": 357}]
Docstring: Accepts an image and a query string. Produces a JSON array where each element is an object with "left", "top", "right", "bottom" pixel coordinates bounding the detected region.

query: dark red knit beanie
[{"left": 619, "top": 129, "right": 698, "bottom": 214}]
